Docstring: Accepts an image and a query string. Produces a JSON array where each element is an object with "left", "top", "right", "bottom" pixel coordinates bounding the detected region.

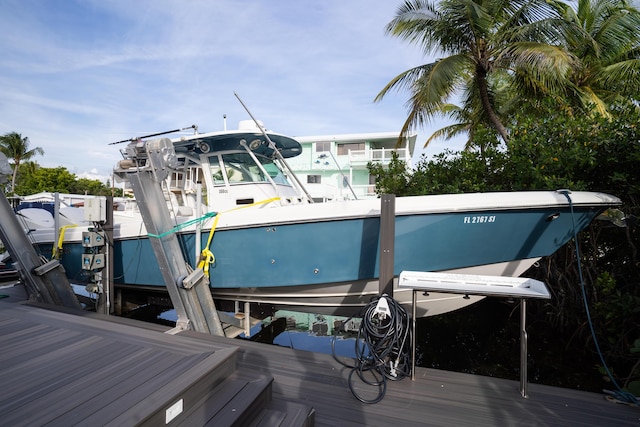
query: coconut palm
[
  {"left": 0, "top": 132, "right": 44, "bottom": 193},
  {"left": 376, "top": 0, "right": 576, "bottom": 146},
  {"left": 557, "top": 0, "right": 640, "bottom": 115}
]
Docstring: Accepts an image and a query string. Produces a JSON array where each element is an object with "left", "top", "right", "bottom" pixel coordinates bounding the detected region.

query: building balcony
[{"left": 347, "top": 148, "right": 410, "bottom": 166}]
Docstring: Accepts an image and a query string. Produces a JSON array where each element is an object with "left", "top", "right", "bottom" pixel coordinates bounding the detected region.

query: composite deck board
[
  {"left": 0, "top": 293, "right": 238, "bottom": 426},
  {"left": 0, "top": 284, "right": 638, "bottom": 426},
  {"left": 181, "top": 328, "right": 640, "bottom": 427}
]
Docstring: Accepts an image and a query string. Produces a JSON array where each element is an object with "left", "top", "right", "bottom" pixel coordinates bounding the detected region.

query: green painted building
[{"left": 286, "top": 131, "right": 417, "bottom": 201}]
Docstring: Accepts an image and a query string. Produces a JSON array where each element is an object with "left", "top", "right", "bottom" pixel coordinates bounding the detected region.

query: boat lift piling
[
  {"left": 0, "top": 154, "right": 81, "bottom": 309},
  {"left": 379, "top": 194, "right": 395, "bottom": 297},
  {"left": 114, "top": 138, "right": 225, "bottom": 336}
]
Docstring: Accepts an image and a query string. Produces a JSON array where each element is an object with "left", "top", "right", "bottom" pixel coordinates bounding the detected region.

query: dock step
[
  {"left": 173, "top": 373, "right": 314, "bottom": 427},
  {"left": 249, "top": 399, "right": 316, "bottom": 427}
]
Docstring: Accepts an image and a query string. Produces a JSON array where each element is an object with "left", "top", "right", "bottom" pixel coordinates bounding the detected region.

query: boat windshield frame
[{"left": 201, "top": 150, "right": 293, "bottom": 188}]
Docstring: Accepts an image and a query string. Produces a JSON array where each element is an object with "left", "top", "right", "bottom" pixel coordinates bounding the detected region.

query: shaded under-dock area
[{"left": 1, "top": 283, "right": 637, "bottom": 426}]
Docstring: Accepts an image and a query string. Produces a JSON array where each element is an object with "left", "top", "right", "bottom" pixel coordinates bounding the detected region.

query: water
[
  {"left": 263, "top": 300, "right": 608, "bottom": 393},
  {"left": 119, "top": 292, "right": 608, "bottom": 393}
]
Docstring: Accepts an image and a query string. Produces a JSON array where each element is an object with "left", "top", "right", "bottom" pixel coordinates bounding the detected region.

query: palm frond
[{"left": 423, "top": 122, "right": 471, "bottom": 148}]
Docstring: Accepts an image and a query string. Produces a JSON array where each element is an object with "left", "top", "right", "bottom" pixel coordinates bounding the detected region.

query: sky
[{"left": 0, "top": 0, "right": 459, "bottom": 183}]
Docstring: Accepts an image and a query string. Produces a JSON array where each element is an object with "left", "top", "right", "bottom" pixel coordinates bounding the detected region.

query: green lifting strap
[{"left": 147, "top": 211, "right": 218, "bottom": 239}]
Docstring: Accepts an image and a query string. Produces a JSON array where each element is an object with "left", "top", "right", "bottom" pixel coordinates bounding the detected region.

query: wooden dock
[{"left": 1, "top": 283, "right": 637, "bottom": 426}]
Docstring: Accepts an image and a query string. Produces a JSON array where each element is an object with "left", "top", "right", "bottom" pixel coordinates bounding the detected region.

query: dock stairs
[
  {"left": 90, "top": 343, "right": 316, "bottom": 427},
  {"left": 178, "top": 372, "right": 314, "bottom": 427},
  {"left": 0, "top": 290, "right": 315, "bottom": 426},
  {"left": 161, "top": 342, "right": 315, "bottom": 427}
]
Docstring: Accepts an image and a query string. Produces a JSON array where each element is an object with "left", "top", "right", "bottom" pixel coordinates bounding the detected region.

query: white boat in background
[
  {"left": 18, "top": 121, "right": 621, "bottom": 317},
  {"left": 14, "top": 192, "right": 136, "bottom": 229}
]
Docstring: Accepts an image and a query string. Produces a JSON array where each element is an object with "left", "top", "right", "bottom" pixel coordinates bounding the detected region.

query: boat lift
[
  {"left": 114, "top": 137, "right": 227, "bottom": 336},
  {"left": 0, "top": 153, "right": 81, "bottom": 309}
]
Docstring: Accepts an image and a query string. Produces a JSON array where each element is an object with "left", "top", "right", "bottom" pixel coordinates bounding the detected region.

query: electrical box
[
  {"left": 81, "top": 253, "right": 105, "bottom": 270},
  {"left": 82, "top": 231, "right": 105, "bottom": 247},
  {"left": 84, "top": 197, "right": 107, "bottom": 222}
]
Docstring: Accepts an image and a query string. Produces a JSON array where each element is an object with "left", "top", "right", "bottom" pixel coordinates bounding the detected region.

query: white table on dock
[{"left": 398, "top": 271, "right": 551, "bottom": 398}]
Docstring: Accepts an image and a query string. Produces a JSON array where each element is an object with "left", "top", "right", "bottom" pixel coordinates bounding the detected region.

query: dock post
[
  {"left": 54, "top": 192, "right": 60, "bottom": 252},
  {"left": 411, "top": 289, "right": 417, "bottom": 381},
  {"left": 106, "top": 196, "right": 114, "bottom": 315},
  {"left": 97, "top": 196, "right": 114, "bottom": 315},
  {"left": 244, "top": 301, "right": 251, "bottom": 337},
  {"left": 520, "top": 299, "right": 528, "bottom": 398},
  {"left": 379, "top": 194, "right": 395, "bottom": 297}
]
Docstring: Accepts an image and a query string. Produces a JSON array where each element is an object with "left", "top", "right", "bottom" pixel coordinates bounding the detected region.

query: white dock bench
[{"left": 398, "top": 271, "right": 551, "bottom": 398}]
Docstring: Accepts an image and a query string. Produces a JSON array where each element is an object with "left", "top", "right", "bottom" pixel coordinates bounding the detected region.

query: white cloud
[{"left": 0, "top": 1, "right": 458, "bottom": 181}]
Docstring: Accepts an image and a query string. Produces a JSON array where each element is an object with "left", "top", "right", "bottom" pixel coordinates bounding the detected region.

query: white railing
[{"left": 347, "top": 148, "right": 410, "bottom": 165}]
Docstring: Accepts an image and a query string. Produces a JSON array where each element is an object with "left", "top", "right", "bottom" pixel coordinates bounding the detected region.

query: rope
[
  {"left": 197, "top": 197, "right": 281, "bottom": 276},
  {"left": 560, "top": 190, "right": 638, "bottom": 406},
  {"left": 52, "top": 225, "right": 77, "bottom": 259},
  {"left": 198, "top": 215, "right": 219, "bottom": 277},
  {"left": 332, "top": 294, "right": 412, "bottom": 404}
]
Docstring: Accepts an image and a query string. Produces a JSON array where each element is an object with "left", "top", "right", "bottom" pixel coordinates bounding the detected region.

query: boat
[{"left": 20, "top": 121, "right": 621, "bottom": 317}]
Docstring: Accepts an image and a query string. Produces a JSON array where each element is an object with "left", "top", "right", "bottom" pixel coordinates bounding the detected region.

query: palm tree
[
  {"left": 0, "top": 132, "right": 44, "bottom": 193},
  {"left": 376, "top": 0, "right": 575, "bottom": 146},
  {"left": 557, "top": 0, "right": 640, "bottom": 116}
]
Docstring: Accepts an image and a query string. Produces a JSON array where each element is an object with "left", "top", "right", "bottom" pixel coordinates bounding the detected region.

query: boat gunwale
[{"left": 22, "top": 191, "right": 618, "bottom": 242}]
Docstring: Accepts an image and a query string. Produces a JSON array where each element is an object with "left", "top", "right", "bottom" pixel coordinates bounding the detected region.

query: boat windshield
[{"left": 209, "top": 153, "right": 291, "bottom": 186}]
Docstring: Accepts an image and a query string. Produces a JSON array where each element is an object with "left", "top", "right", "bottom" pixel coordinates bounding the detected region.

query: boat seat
[{"left": 175, "top": 206, "right": 193, "bottom": 216}]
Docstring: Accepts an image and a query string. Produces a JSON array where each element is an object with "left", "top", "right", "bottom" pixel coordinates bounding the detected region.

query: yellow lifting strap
[
  {"left": 52, "top": 224, "right": 77, "bottom": 259},
  {"left": 198, "top": 197, "right": 280, "bottom": 277}
]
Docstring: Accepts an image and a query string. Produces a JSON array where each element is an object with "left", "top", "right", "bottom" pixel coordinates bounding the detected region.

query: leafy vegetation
[
  {"left": 12, "top": 162, "right": 120, "bottom": 197},
  {"left": 0, "top": 132, "right": 44, "bottom": 193},
  {"left": 369, "top": 103, "right": 640, "bottom": 393},
  {"left": 374, "top": 0, "right": 640, "bottom": 391},
  {"left": 0, "top": 137, "right": 121, "bottom": 198}
]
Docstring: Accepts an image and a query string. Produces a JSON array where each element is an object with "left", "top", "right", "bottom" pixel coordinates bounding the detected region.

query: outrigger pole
[
  {"left": 234, "top": 92, "right": 315, "bottom": 203},
  {"left": 108, "top": 125, "right": 199, "bottom": 145}
]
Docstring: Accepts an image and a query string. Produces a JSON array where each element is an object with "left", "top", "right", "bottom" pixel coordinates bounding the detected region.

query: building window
[
  {"left": 307, "top": 175, "right": 321, "bottom": 184},
  {"left": 315, "top": 142, "right": 331, "bottom": 152},
  {"left": 337, "top": 142, "right": 364, "bottom": 155},
  {"left": 368, "top": 174, "right": 377, "bottom": 195}
]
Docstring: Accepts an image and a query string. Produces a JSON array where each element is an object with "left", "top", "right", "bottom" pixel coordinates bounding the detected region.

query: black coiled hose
[{"left": 332, "top": 294, "right": 412, "bottom": 404}]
